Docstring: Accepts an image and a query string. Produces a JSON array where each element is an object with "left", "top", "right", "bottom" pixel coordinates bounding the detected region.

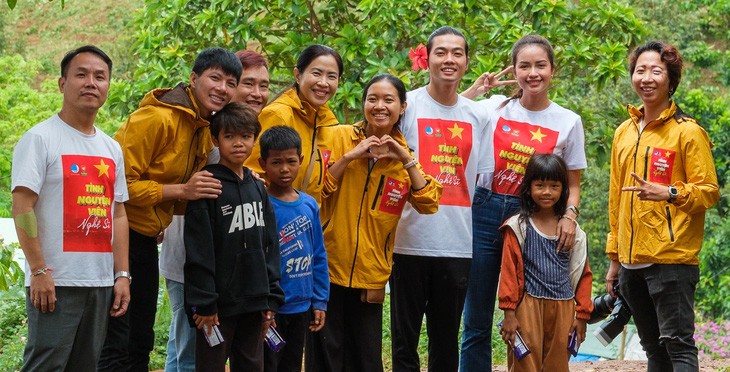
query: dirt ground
[{"left": 492, "top": 359, "right": 730, "bottom": 371}]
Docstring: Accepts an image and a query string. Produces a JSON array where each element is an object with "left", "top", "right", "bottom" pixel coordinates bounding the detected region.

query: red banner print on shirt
[
  {"left": 648, "top": 147, "right": 675, "bottom": 184},
  {"left": 417, "top": 118, "right": 472, "bottom": 207},
  {"left": 62, "top": 155, "right": 116, "bottom": 252},
  {"left": 491, "top": 117, "right": 559, "bottom": 195},
  {"left": 378, "top": 177, "right": 410, "bottom": 215}
]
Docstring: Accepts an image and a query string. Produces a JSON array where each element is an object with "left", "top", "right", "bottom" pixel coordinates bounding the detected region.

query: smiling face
[
  {"left": 530, "top": 179, "right": 563, "bottom": 212},
  {"left": 59, "top": 52, "right": 111, "bottom": 115},
  {"left": 514, "top": 44, "right": 553, "bottom": 99},
  {"left": 190, "top": 67, "right": 238, "bottom": 119},
  {"left": 294, "top": 55, "right": 340, "bottom": 109},
  {"left": 427, "top": 34, "right": 469, "bottom": 86},
  {"left": 364, "top": 80, "right": 407, "bottom": 137},
  {"left": 232, "top": 65, "right": 270, "bottom": 114},
  {"left": 213, "top": 130, "right": 256, "bottom": 172},
  {"left": 631, "top": 51, "right": 670, "bottom": 107}
]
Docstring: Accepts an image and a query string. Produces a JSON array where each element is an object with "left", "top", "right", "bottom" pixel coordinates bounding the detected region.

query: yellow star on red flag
[{"left": 94, "top": 159, "right": 110, "bottom": 178}]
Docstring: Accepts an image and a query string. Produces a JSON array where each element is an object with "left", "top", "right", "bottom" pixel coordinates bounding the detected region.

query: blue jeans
[
  {"left": 164, "top": 279, "right": 196, "bottom": 372},
  {"left": 460, "top": 187, "right": 520, "bottom": 372},
  {"left": 619, "top": 264, "right": 699, "bottom": 372}
]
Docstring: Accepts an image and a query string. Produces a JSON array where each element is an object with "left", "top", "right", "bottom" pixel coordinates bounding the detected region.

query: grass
[
  {"left": 148, "top": 286, "right": 507, "bottom": 371},
  {"left": 1, "top": 0, "right": 142, "bottom": 76}
]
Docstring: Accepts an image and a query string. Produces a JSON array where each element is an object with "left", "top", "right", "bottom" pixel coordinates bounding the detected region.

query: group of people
[{"left": 11, "top": 23, "right": 719, "bottom": 372}]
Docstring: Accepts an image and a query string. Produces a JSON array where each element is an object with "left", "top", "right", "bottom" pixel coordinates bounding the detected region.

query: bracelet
[
  {"left": 561, "top": 215, "right": 578, "bottom": 225},
  {"left": 566, "top": 205, "right": 580, "bottom": 217},
  {"left": 32, "top": 266, "right": 52, "bottom": 277},
  {"left": 403, "top": 158, "right": 418, "bottom": 169}
]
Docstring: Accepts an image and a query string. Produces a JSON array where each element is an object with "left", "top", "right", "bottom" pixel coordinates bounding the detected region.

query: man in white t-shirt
[
  {"left": 11, "top": 45, "right": 130, "bottom": 371},
  {"left": 390, "top": 26, "right": 492, "bottom": 372}
]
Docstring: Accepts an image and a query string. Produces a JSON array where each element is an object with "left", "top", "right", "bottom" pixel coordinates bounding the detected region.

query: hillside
[{"left": 2, "top": 0, "right": 142, "bottom": 77}]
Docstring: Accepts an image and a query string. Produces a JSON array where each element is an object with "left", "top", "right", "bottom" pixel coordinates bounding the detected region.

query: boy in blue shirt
[
  {"left": 258, "top": 126, "right": 329, "bottom": 372},
  {"left": 184, "top": 103, "right": 284, "bottom": 371}
]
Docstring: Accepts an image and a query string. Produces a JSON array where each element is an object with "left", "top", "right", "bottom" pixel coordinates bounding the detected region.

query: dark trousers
[
  {"left": 264, "top": 311, "right": 308, "bottom": 372},
  {"left": 619, "top": 264, "right": 700, "bottom": 372},
  {"left": 98, "top": 229, "right": 159, "bottom": 372},
  {"left": 306, "top": 284, "right": 384, "bottom": 372},
  {"left": 196, "top": 311, "right": 265, "bottom": 372},
  {"left": 390, "top": 254, "right": 471, "bottom": 372},
  {"left": 22, "top": 287, "right": 112, "bottom": 372}
]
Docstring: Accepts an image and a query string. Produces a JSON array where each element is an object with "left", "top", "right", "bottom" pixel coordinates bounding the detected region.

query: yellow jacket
[
  {"left": 606, "top": 102, "right": 719, "bottom": 265},
  {"left": 245, "top": 88, "right": 338, "bottom": 203},
  {"left": 114, "top": 84, "right": 213, "bottom": 237},
  {"left": 320, "top": 123, "right": 442, "bottom": 288}
]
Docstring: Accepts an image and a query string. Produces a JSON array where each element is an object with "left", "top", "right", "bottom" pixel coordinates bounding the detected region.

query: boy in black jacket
[{"left": 184, "top": 102, "right": 284, "bottom": 372}]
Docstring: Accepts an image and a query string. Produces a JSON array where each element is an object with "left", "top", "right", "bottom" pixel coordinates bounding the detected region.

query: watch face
[{"left": 669, "top": 186, "right": 678, "bottom": 198}]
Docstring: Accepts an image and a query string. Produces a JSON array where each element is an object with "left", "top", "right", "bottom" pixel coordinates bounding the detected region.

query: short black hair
[
  {"left": 628, "top": 41, "right": 683, "bottom": 96},
  {"left": 60, "top": 45, "right": 113, "bottom": 78},
  {"left": 258, "top": 126, "right": 303, "bottom": 160},
  {"left": 192, "top": 48, "right": 243, "bottom": 82},
  {"left": 426, "top": 26, "right": 469, "bottom": 57},
  {"left": 209, "top": 102, "right": 261, "bottom": 139}
]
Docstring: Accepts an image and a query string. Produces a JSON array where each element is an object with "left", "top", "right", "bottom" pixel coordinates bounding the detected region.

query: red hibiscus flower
[{"left": 408, "top": 43, "right": 428, "bottom": 71}]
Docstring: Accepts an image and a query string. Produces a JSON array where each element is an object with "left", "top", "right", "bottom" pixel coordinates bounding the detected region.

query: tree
[{"left": 110, "top": 0, "right": 646, "bottom": 126}]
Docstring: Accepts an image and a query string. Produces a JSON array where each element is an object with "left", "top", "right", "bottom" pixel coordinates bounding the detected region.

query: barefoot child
[{"left": 498, "top": 153, "right": 593, "bottom": 371}]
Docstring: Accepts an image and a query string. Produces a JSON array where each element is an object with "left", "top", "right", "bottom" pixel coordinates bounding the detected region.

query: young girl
[{"left": 497, "top": 153, "right": 593, "bottom": 372}]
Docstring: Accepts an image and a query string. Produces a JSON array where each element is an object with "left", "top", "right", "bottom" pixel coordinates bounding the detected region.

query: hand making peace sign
[{"left": 461, "top": 66, "right": 518, "bottom": 100}]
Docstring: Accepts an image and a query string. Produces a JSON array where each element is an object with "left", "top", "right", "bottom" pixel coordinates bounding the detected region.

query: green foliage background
[{"left": 1, "top": 0, "right": 729, "bottom": 369}]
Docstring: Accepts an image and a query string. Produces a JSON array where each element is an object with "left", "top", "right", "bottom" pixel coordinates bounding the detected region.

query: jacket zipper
[
  {"left": 349, "top": 164, "right": 375, "bottom": 287},
  {"left": 665, "top": 206, "right": 675, "bottom": 242},
  {"left": 370, "top": 175, "right": 386, "bottom": 210},
  {"left": 383, "top": 233, "right": 391, "bottom": 265},
  {"left": 628, "top": 125, "right": 643, "bottom": 264}
]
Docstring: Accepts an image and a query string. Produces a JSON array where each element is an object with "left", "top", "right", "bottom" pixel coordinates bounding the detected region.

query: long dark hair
[
  {"left": 498, "top": 35, "right": 555, "bottom": 110},
  {"left": 518, "top": 153, "right": 569, "bottom": 222},
  {"left": 361, "top": 74, "right": 407, "bottom": 132}
]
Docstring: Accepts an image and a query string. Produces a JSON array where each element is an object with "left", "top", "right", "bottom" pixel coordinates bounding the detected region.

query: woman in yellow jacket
[
  {"left": 605, "top": 41, "right": 719, "bottom": 371},
  {"left": 306, "top": 74, "right": 442, "bottom": 372},
  {"left": 245, "top": 44, "right": 342, "bottom": 203}
]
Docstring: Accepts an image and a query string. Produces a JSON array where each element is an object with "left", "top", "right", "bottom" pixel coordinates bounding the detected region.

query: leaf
[{"left": 7, "top": 0, "right": 17, "bottom": 9}]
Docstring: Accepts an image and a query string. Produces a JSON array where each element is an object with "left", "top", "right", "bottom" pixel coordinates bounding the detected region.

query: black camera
[{"left": 588, "top": 282, "right": 632, "bottom": 346}]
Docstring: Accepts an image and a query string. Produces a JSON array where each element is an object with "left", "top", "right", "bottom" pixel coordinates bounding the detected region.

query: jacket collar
[
  {"left": 627, "top": 100, "right": 678, "bottom": 128},
  {"left": 280, "top": 88, "right": 333, "bottom": 129}
]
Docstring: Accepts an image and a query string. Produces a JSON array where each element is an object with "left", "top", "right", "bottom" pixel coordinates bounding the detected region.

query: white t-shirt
[
  {"left": 159, "top": 147, "right": 220, "bottom": 283},
  {"left": 476, "top": 96, "right": 587, "bottom": 194},
  {"left": 11, "top": 114, "right": 128, "bottom": 287},
  {"left": 394, "top": 87, "right": 492, "bottom": 258}
]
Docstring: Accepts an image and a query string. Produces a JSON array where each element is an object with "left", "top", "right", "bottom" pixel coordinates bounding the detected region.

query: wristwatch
[
  {"left": 114, "top": 271, "right": 132, "bottom": 283},
  {"left": 668, "top": 186, "right": 678, "bottom": 203}
]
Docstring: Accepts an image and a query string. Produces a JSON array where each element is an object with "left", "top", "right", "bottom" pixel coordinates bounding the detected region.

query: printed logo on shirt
[
  {"left": 62, "top": 155, "right": 115, "bottom": 252},
  {"left": 378, "top": 177, "right": 410, "bottom": 215},
  {"left": 491, "top": 118, "right": 559, "bottom": 195},
  {"left": 649, "top": 147, "right": 675, "bottom": 184},
  {"left": 286, "top": 252, "right": 313, "bottom": 278},
  {"left": 418, "top": 118, "right": 473, "bottom": 206},
  {"left": 279, "top": 215, "right": 313, "bottom": 249},
  {"left": 227, "top": 202, "right": 265, "bottom": 233}
]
